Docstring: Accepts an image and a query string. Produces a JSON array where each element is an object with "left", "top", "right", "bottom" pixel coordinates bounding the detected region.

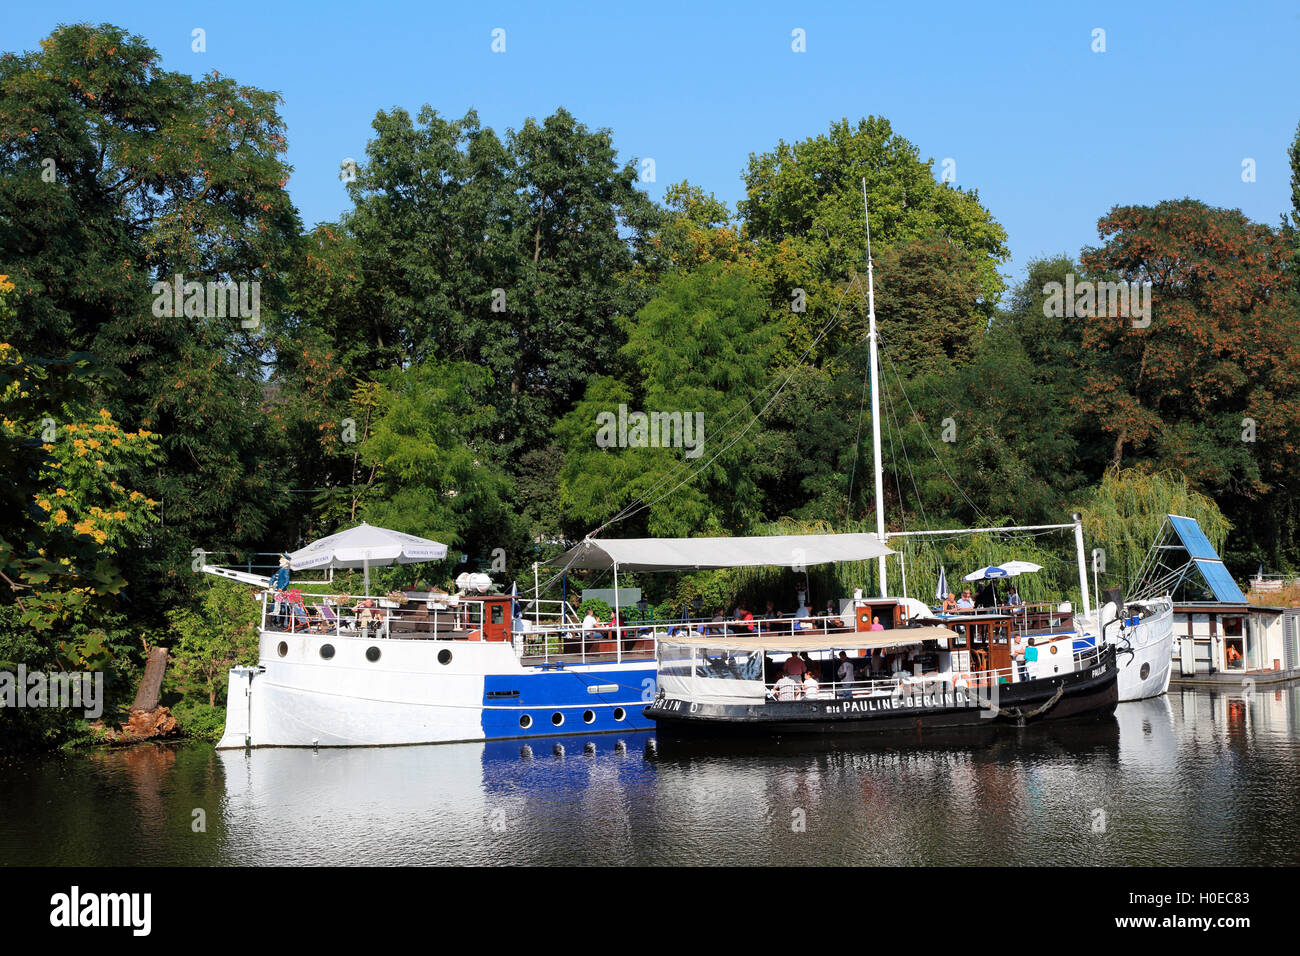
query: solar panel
[
  {"left": 1193, "top": 558, "right": 1246, "bottom": 603},
  {"left": 1168, "top": 515, "right": 1221, "bottom": 560}
]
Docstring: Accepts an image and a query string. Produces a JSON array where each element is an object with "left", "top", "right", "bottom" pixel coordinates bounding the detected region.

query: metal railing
[
  {"left": 261, "top": 591, "right": 484, "bottom": 641},
  {"left": 762, "top": 636, "right": 1108, "bottom": 701}
]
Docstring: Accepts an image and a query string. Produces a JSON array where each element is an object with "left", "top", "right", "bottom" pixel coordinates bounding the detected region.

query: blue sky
[{"left": 7, "top": 1, "right": 1299, "bottom": 294}]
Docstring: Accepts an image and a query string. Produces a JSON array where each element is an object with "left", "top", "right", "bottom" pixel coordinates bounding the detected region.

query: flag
[{"left": 935, "top": 565, "right": 948, "bottom": 604}]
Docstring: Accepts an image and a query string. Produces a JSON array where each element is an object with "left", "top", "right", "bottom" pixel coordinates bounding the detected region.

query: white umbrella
[
  {"left": 935, "top": 565, "right": 949, "bottom": 603},
  {"left": 289, "top": 522, "right": 449, "bottom": 595},
  {"left": 963, "top": 561, "right": 1043, "bottom": 581}
]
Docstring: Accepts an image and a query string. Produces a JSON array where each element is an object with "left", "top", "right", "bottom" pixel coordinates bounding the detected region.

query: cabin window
[
  {"left": 437, "top": 649, "right": 452, "bottom": 665},
  {"left": 1223, "top": 616, "right": 1243, "bottom": 637},
  {"left": 491, "top": 604, "right": 504, "bottom": 625},
  {"left": 551, "top": 712, "right": 565, "bottom": 727},
  {"left": 519, "top": 714, "right": 532, "bottom": 729},
  {"left": 583, "top": 710, "right": 596, "bottom": 724},
  {"left": 319, "top": 644, "right": 335, "bottom": 660},
  {"left": 613, "top": 708, "right": 626, "bottom": 721},
  {"left": 277, "top": 642, "right": 288, "bottom": 657},
  {"left": 365, "top": 646, "right": 381, "bottom": 663}
]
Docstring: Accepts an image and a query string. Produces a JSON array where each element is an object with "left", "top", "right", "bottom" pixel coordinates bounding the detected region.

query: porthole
[
  {"left": 319, "top": 644, "right": 335, "bottom": 660},
  {"left": 583, "top": 710, "right": 596, "bottom": 724},
  {"left": 1049, "top": 645, "right": 1058, "bottom": 655},
  {"left": 277, "top": 641, "right": 288, "bottom": 658},
  {"left": 613, "top": 707, "right": 626, "bottom": 721},
  {"left": 438, "top": 649, "right": 452, "bottom": 665},
  {"left": 519, "top": 714, "right": 532, "bottom": 729},
  {"left": 1140, "top": 662, "right": 1151, "bottom": 680},
  {"left": 366, "top": 646, "right": 381, "bottom": 663},
  {"left": 551, "top": 712, "right": 565, "bottom": 727}
]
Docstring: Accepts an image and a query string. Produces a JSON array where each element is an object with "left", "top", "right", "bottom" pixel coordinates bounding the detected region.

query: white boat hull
[
  {"left": 1102, "top": 598, "right": 1175, "bottom": 702},
  {"left": 217, "top": 630, "right": 657, "bottom": 748}
]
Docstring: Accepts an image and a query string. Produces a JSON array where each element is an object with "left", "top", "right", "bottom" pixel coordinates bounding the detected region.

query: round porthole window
[
  {"left": 583, "top": 710, "right": 596, "bottom": 724},
  {"left": 519, "top": 714, "right": 532, "bottom": 729},
  {"left": 320, "top": 644, "right": 335, "bottom": 660},
  {"left": 1049, "top": 645, "right": 1058, "bottom": 655},
  {"left": 438, "top": 649, "right": 452, "bottom": 665},
  {"left": 366, "top": 646, "right": 381, "bottom": 663},
  {"left": 277, "top": 641, "right": 288, "bottom": 657},
  {"left": 551, "top": 712, "right": 565, "bottom": 727},
  {"left": 1140, "top": 662, "right": 1151, "bottom": 680},
  {"left": 613, "top": 707, "right": 626, "bottom": 722}
]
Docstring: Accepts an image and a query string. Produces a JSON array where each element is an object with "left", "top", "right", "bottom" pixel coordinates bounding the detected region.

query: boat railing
[
  {"left": 259, "top": 590, "right": 486, "bottom": 640},
  {"left": 762, "top": 639, "right": 1109, "bottom": 701}
]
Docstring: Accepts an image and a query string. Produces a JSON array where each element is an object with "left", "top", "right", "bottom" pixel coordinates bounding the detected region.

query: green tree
[
  {"left": 356, "top": 361, "right": 513, "bottom": 555},
  {"left": 0, "top": 23, "right": 301, "bottom": 619},
  {"left": 557, "top": 261, "right": 780, "bottom": 537},
  {"left": 167, "top": 580, "right": 260, "bottom": 707}
]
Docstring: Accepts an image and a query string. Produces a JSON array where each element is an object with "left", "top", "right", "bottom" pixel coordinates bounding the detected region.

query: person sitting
[
  {"left": 354, "top": 599, "right": 376, "bottom": 634},
  {"left": 802, "top": 669, "right": 822, "bottom": 701},
  {"left": 708, "top": 607, "right": 727, "bottom": 636},
  {"left": 870, "top": 615, "right": 885, "bottom": 632},
  {"left": 941, "top": 592, "right": 958, "bottom": 613},
  {"left": 1006, "top": 585, "right": 1025, "bottom": 614},
  {"left": 731, "top": 602, "right": 755, "bottom": 633},
  {"left": 773, "top": 671, "right": 800, "bottom": 701},
  {"left": 581, "top": 608, "right": 599, "bottom": 633},
  {"left": 823, "top": 600, "right": 844, "bottom": 629},
  {"left": 956, "top": 590, "right": 975, "bottom": 610}
]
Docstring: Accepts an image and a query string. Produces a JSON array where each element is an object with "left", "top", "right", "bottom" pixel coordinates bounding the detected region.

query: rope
[{"left": 977, "top": 681, "right": 1065, "bottom": 723}]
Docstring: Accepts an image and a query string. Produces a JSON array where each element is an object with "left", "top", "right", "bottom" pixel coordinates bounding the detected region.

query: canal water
[{"left": 2, "top": 684, "right": 1298, "bottom": 866}]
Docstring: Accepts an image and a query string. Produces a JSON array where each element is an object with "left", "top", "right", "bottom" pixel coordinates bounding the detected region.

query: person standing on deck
[
  {"left": 268, "top": 553, "right": 291, "bottom": 628},
  {"left": 837, "top": 651, "right": 856, "bottom": 698}
]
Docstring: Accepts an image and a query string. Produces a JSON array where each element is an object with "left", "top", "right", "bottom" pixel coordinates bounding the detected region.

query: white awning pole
[
  {"left": 1073, "top": 513, "right": 1092, "bottom": 618},
  {"left": 613, "top": 561, "right": 622, "bottom": 664}
]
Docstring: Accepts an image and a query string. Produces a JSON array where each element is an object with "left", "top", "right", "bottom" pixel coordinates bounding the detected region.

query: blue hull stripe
[{"left": 482, "top": 667, "right": 657, "bottom": 739}]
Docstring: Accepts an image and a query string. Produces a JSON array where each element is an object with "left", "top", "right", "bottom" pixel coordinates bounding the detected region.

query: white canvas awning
[{"left": 549, "top": 533, "right": 894, "bottom": 572}]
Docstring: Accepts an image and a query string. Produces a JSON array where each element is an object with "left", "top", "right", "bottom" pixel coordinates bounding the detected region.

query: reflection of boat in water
[
  {"left": 649, "top": 717, "right": 1119, "bottom": 763},
  {"left": 1115, "top": 695, "right": 1178, "bottom": 771},
  {"left": 216, "top": 732, "right": 660, "bottom": 864}
]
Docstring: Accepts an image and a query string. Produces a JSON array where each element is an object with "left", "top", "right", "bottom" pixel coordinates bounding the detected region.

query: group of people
[{"left": 939, "top": 584, "right": 1025, "bottom": 614}]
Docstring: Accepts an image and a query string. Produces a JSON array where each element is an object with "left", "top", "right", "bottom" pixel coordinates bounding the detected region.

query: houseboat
[{"left": 210, "top": 524, "right": 659, "bottom": 748}]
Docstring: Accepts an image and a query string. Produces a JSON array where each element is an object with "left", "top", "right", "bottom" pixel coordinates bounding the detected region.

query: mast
[{"left": 864, "top": 178, "right": 887, "bottom": 597}]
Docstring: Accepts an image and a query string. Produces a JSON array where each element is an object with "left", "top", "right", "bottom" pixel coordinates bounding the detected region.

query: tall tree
[{"left": 0, "top": 23, "right": 300, "bottom": 614}]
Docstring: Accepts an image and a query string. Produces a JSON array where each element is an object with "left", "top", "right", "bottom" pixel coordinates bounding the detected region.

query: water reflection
[{"left": 2, "top": 685, "right": 1299, "bottom": 866}]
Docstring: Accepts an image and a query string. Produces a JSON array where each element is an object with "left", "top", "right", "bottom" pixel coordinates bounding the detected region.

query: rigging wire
[{"left": 590, "top": 274, "right": 866, "bottom": 536}]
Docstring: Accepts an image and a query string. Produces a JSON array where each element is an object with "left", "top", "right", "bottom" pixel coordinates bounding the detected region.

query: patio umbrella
[
  {"left": 288, "top": 522, "right": 448, "bottom": 596},
  {"left": 962, "top": 561, "right": 1043, "bottom": 606},
  {"left": 962, "top": 561, "right": 1043, "bottom": 581},
  {"left": 935, "top": 565, "right": 949, "bottom": 604}
]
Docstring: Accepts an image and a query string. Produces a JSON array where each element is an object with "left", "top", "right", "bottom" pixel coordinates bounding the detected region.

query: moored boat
[{"left": 645, "top": 626, "right": 1118, "bottom": 738}]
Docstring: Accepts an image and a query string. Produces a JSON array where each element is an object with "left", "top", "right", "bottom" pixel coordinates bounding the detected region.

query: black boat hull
[{"left": 645, "top": 645, "right": 1118, "bottom": 739}]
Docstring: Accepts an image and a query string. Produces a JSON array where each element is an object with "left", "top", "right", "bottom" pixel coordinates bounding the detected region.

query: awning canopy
[
  {"left": 549, "top": 533, "right": 894, "bottom": 572},
  {"left": 289, "top": 523, "right": 448, "bottom": 570},
  {"left": 657, "top": 625, "right": 958, "bottom": 653}
]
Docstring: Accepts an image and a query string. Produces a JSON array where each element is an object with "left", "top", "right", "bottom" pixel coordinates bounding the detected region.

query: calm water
[{"left": 3, "top": 685, "right": 1299, "bottom": 866}]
